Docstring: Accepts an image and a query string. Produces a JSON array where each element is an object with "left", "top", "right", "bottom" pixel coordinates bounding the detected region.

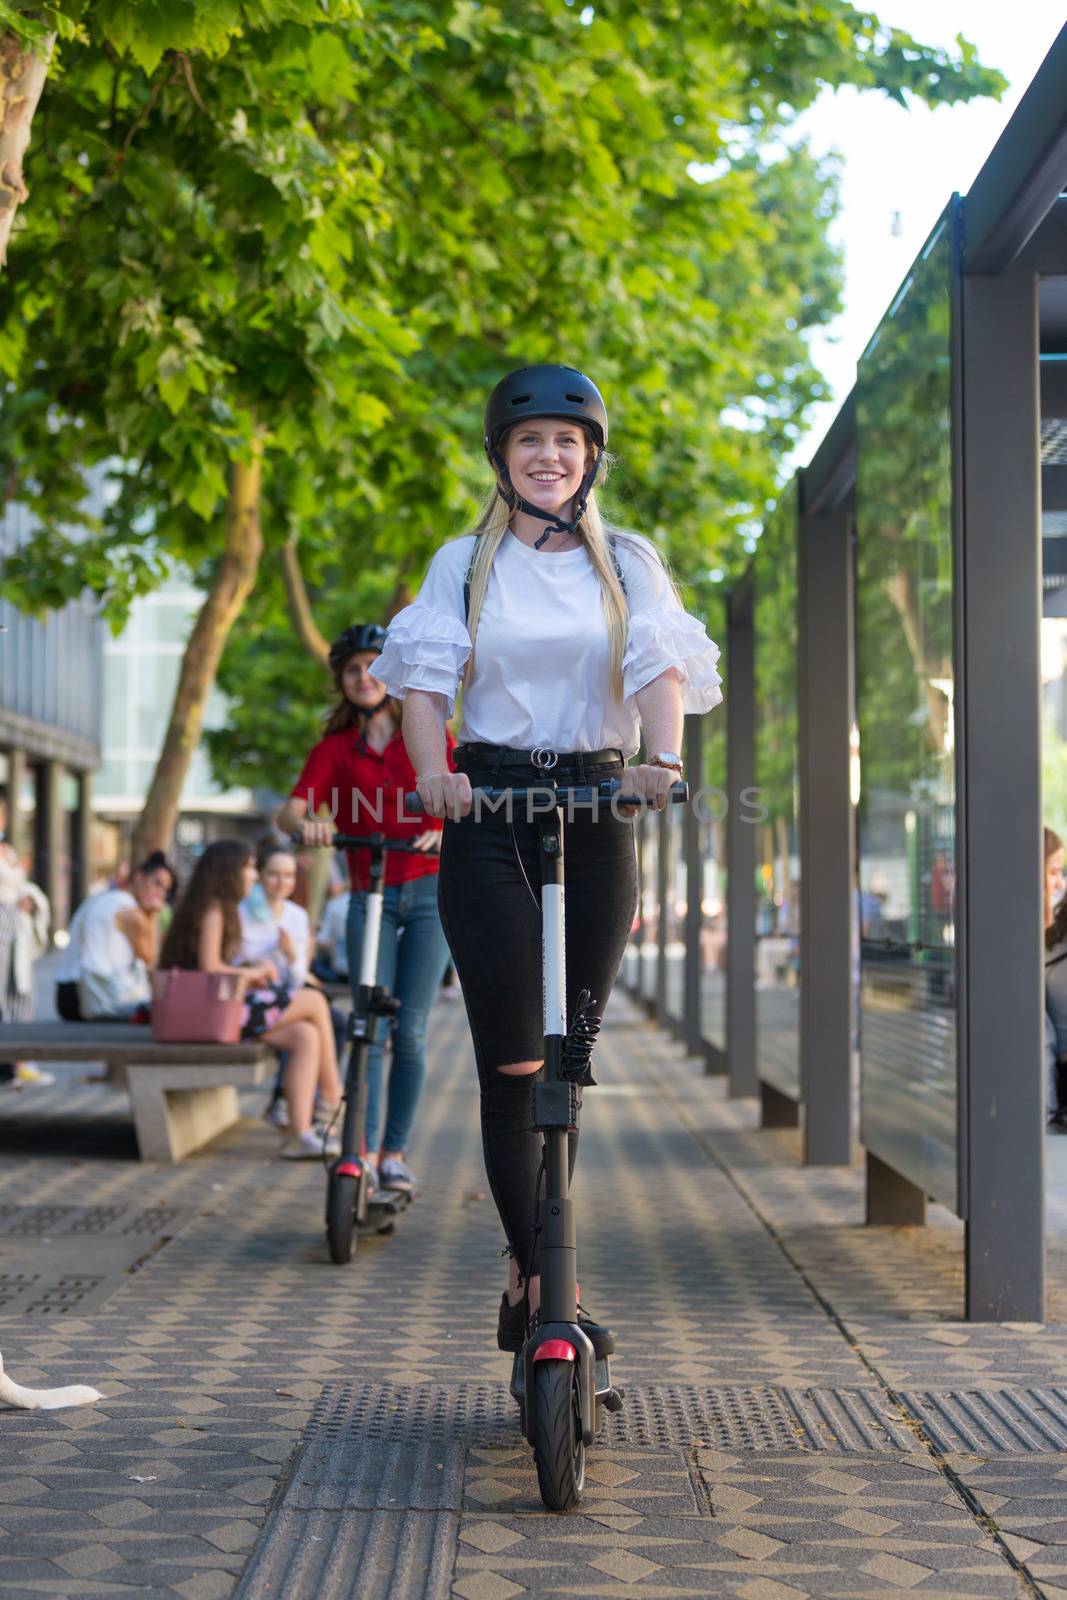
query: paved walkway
[{"left": 2, "top": 995, "right": 1067, "bottom": 1598}]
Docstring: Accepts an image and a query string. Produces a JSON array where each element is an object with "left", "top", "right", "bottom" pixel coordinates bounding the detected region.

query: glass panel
[
  {"left": 144, "top": 599, "right": 196, "bottom": 645},
  {"left": 700, "top": 711, "right": 728, "bottom": 1049},
  {"left": 855, "top": 209, "right": 958, "bottom": 1212},
  {"left": 135, "top": 654, "right": 181, "bottom": 751},
  {"left": 94, "top": 757, "right": 130, "bottom": 799},
  {"left": 753, "top": 498, "right": 801, "bottom": 1098},
  {"left": 101, "top": 663, "right": 129, "bottom": 749}
]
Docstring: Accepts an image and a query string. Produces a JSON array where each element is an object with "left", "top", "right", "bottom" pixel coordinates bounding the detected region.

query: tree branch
[
  {"left": 178, "top": 53, "right": 208, "bottom": 117},
  {"left": 279, "top": 535, "right": 330, "bottom": 667}
]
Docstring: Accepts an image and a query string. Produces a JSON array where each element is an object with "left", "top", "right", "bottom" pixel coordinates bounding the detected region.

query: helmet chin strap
[{"left": 490, "top": 447, "right": 603, "bottom": 543}]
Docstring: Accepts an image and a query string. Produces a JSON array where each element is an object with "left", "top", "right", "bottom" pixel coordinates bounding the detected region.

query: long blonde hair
[{"left": 464, "top": 440, "right": 634, "bottom": 701}]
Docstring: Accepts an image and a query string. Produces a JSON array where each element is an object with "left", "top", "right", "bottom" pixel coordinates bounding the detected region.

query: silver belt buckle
[{"left": 531, "top": 747, "right": 558, "bottom": 771}]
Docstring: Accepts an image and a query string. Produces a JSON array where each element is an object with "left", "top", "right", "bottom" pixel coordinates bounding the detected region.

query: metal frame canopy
[{"left": 782, "top": 24, "right": 1064, "bottom": 1317}]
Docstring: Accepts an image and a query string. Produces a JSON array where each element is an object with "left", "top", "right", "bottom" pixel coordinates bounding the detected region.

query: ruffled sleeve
[
  {"left": 617, "top": 534, "right": 724, "bottom": 713},
  {"left": 375, "top": 539, "right": 474, "bottom": 718}
]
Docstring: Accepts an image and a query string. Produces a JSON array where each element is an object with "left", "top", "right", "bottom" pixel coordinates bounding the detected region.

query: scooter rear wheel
[
  {"left": 326, "top": 1173, "right": 359, "bottom": 1264},
  {"left": 531, "top": 1360, "right": 585, "bottom": 1511}
]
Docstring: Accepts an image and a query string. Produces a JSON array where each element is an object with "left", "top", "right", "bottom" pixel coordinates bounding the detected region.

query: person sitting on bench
[{"left": 55, "top": 853, "right": 175, "bottom": 1021}]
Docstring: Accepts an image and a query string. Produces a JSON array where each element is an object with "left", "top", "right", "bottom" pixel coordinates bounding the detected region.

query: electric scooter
[
  {"left": 405, "top": 776, "right": 687, "bottom": 1510},
  {"left": 318, "top": 833, "right": 418, "bottom": 1265}
]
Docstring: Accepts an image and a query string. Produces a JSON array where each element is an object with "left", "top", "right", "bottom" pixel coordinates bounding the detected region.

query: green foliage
[
  {"left": 1044, "top": 705, "right": 1067, "bottom": 845},
  {"left": 0, "top": 1, "right": 1003, "bottom": 793},
  {"left": 754, "top": 490, "right": 799, "bottom": 827},
  {"left": 855, "top": 209, "right": 955, "bottom": 810}
]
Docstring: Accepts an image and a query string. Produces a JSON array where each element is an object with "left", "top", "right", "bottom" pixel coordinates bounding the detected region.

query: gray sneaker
[{"left": 378, "top": 1156, "right": 415, "bottom": 1193}]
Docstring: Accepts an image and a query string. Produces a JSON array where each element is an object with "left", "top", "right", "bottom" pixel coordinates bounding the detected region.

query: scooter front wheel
[
  {"left": 530, "top": 1360, "right": 585, "bottom": 1511},
  {"left": 326, "top": 1173, "right": 359, "bottom": 1264}
]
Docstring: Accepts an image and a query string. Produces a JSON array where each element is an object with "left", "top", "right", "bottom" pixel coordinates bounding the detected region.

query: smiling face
[
  {"left": 261, "top": 851, "right": 298, "bottom": 904},
  {"left": 504, "top": 418, "right": 592, "bottom": 515},
  {"left": 341, "top": 649, "right": 387, "bottom": 712}
]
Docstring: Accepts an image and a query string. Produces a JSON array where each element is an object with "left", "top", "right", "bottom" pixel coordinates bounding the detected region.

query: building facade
[{"left": 0, "top": 500, "right": 102, "bottom": 932}]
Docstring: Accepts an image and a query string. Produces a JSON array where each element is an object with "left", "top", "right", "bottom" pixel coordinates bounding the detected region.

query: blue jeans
[{"left": 347, "top": 874, "right": 450, "bottom": 1153}]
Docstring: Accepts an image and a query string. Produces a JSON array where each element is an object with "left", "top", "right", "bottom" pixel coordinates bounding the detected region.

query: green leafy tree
[
  {"left": 0, "top": 1, "right": 410, "bottom": 852},
  {"left": 0, "top": 2, "right": 1003, "bottom": 843}
]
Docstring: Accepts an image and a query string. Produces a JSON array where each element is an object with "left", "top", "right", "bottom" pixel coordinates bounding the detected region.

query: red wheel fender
[
  {"left": 334, "top": 1160, "right": 362, "bottom": 1178},
  {"left": 532, "top": 1339, "right": 577, "bottom": 1363}
]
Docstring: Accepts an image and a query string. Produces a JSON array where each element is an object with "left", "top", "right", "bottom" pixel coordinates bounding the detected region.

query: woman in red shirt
[{"left": 277, "top": 623, "right": 453, "bottom": 1194}]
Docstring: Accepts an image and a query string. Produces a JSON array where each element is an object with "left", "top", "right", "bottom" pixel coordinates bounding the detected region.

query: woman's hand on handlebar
[
  {"left": 618, "top": 762, "right": 677, "bottom": 813},
  {"left": 410, "top": 828, "right": 443, "bottom": 853},
  {"left": 416, "top": 771, "right": 472, "bottom": 821},
  {"left": 299, "top": 817, "right": 336, "bottom": 847}
]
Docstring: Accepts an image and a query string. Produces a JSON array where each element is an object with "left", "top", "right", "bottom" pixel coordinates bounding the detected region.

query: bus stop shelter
[{"left": 624, "top": 22, "right": 1067, "bottom": 1322}]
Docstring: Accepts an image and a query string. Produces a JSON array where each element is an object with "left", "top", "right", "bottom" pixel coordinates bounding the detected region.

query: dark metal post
[
  {"left": 797, "top": 500, "right": 855, "bottom": 1165},
  {"left": 726, "top": 581, "right": 758, "bottom": 1098},
  {"left": 683, "top": 713, "right": 703, "bottom": 1056},
  {"left": 960, "top": 266, "right": 1043, "bottom": 1320},
  {"left": 5, "top": 745, "right": 28, "bottom": 859},
  {"left": 654, "top": 803, "right": 670, "bottom": 1025},
  {"left": 73, "top": 769, "right": 93, "bottom": 915},
  {"left": 36, "top": 758, "right": 67, "bottom": 934}
]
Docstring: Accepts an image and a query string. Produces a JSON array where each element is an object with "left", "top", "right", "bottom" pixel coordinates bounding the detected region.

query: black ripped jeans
[{"left": 436, "top": 750, "right": 638, "bottom": 1279}]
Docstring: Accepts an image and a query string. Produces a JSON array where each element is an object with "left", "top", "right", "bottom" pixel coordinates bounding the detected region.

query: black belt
[{"left": 455, "top": 743, "right": 624, "bottom": 775}]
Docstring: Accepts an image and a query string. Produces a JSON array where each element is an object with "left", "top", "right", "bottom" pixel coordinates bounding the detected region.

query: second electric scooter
[{"left": 318, "top": 833, "right": 418, "bottom": 1265}]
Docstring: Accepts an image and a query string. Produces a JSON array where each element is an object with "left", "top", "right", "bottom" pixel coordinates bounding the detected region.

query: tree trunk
[
  {"left": 0, "top": 30, "right": 54, "bottom": 271},
  {"left": 279, "top": 535, "right": 330, "bottom": 667},
  {"left": 131, "top": 447, "right": 265, "bottom": 859},
  {"left": 384, "top": 573, "right": 412, "bottom": 620}
]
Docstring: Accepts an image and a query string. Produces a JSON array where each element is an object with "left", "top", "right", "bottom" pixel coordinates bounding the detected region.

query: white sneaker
[
  {"left": 263, "top": 1097, "right": 289, "bottom": 1130},
  {"left": 15, "top": 1063, "right": 55, "bottom": 1087},
  {"left": 279, "top": 1126, "right": 341, "bottom": 1160}
]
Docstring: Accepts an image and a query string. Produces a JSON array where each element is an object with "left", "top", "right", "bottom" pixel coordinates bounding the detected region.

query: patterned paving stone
[{"left": 0, "top": 996, "right": 1064, "bottom": 1598}]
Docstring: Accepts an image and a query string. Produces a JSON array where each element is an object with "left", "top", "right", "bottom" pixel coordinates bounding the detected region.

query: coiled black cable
[{"left": 561, "top": 987, "right": 601, "bottom": 1086}]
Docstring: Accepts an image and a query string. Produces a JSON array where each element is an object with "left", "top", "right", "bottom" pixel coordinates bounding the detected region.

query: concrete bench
[{"left": 0, "top": 1023, "right": 276, "bottom": 1163}]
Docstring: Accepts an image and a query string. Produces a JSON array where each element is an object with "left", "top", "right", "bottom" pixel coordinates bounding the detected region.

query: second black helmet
[{"left": 329, "top": 623, "right": 385, "bottom": 670}]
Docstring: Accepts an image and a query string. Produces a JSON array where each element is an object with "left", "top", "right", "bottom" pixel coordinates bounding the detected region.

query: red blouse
[{"left": 291, "top": 726, "right": 455, "bottom": 891}]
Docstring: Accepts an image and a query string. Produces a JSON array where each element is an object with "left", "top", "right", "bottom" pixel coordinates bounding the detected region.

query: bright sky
[{"left": 794, "top": 1, "right": 1067, "bottom": 466}]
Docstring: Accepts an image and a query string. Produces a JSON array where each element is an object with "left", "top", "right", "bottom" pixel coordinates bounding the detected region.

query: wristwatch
[{"left": 649, "top": 751, "right": 684, "bottom": 775}]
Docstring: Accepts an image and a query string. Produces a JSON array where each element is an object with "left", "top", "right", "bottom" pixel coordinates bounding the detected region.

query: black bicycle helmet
[
  {"left": 483, "top": 364, "right": 608, "bottom": 540},
  {"left": 329, "top": 622, "right": 385, "bottom": 671}
]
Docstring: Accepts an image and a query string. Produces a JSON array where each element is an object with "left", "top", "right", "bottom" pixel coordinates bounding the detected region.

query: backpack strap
[
  {"left": 463, "top": 534, "right": 628, "bottom": 624},
  {"left": 607, "top": 533, "right": 628, "bottom": 600}
]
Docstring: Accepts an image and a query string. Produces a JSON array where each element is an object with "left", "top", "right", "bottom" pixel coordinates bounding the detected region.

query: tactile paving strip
[
  {"left": 0, "top": 1202, "right": 186, "bottom": 1235},
  {"left": 900, "top": 1386, "right": 1067, "bottom": 1453},
  {"left": 0, "top": 1203, "right": 190, "bottom": 1316},
  {"left": 309, "top": 1379, "right": 920, "bottom": 1454}
]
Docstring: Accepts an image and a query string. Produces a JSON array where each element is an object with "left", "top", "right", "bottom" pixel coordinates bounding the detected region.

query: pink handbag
[{"left": 150, "top": 969, "right": 245, "bottom": 1044}]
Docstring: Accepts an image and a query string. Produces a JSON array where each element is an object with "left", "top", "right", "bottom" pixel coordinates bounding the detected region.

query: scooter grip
[{"left": 403, "top": 790, "right": 423, "bottom": 814}]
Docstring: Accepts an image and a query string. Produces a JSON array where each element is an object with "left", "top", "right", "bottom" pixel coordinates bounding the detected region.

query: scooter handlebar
[
  {"left": 401, "top": 778, "right": 688, "bottom": 813},
  {"left": 289, "top": 832, "right": 423, "bottom": 852}
]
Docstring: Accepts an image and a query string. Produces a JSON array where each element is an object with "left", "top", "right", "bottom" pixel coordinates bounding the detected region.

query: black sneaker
[
  {"left": 577, "top": 1307, "right": 616, "bottom": 1360},
  {"left": 520, "top": 1307, "right": 616, "bottom": 1361},
  {"left": 498, "top": 1292, "right": 527, "bottom": 1352}
]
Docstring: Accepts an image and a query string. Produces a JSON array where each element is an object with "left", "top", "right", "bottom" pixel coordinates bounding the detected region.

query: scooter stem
[{"left": 538, "top": 807, "right": 577, "bottom": 1326}]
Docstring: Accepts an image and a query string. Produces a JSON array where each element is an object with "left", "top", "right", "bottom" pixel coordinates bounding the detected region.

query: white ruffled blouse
[{"left": 375, "top": 529, "right": 723, "bottom": 758}]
